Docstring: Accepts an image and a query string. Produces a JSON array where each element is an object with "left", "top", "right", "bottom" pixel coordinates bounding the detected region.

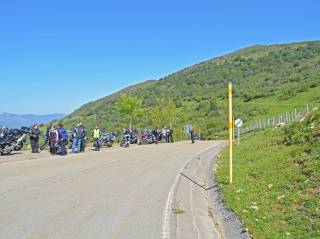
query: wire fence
[{"left": 240, "top": 103, "right": 320, "bottom": 134}]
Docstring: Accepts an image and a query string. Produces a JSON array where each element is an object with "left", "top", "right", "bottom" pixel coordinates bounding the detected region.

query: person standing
[
  {"left": 72, "top": 123, "right": 84, "bottom": 153},
  {"left": 30, "top": 124, "right": 41, "bottom": 153},
  {"left": 81, "top": 123, "right": 87, "bottom": 152},
  {"left": 49, "top": 125, "right": 59, "bottom": 155},
  {"left": 57, "top": 123, "right": 68, "bottom": 155},
  {"left": 189, "top": 129, "right": 195, "bottom": 144},
  {"left": 152, "top": 127, "right": 159, "bottom": 144},
  {"left": 153, "top": 127, "right": 160, "bottom": 144},
  {"left": 92, "top": 125, "right": 102, "bottom": 151},
  {"left": 169, "top": 127, "right": 174, "bottom": 143},
  {"left": 166, "top": 127, "right": 171, "bottom": 143},
  {"left": 162, "top": 127, "right": 167, "bottom": 143}
]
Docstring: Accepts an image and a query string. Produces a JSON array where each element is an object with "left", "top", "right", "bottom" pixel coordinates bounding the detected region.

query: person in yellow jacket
[{"left": 92, "top": 125, "right": 102, "bottom": 151}]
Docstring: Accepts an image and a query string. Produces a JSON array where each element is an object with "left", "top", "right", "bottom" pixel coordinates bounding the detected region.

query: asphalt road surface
[{"left": 0, "top": 141, "right": 224, "bottom": 239}]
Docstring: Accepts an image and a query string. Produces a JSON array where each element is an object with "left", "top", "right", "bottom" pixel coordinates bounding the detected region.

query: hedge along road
[{"left": 0, "top": 141, "right": 224, "bottom": 239}]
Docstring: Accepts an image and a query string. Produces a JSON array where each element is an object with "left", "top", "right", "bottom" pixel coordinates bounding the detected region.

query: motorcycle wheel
[
  {"left": 40, "top": 144, "right": 48, "bottom": 151},
  {"left": 14, "top": 142, "right": 23, "bottom": 151},
  {"left": 3, "top": 146, "right": 12, "bottom": 155}
]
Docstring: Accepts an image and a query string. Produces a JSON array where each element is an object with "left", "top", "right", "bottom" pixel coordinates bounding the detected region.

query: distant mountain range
[{"left": 0, "top": 113, "right": 66, "bottom": 129}]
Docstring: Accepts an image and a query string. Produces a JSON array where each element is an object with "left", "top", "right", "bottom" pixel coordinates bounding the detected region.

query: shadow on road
[{"left": 180, "top": 172, "right": 218, "bottom": 191}]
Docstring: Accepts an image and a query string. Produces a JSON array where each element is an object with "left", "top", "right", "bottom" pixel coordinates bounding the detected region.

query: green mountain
[{"left": 62, "top": 40, "right": 320, "bottom": 138}]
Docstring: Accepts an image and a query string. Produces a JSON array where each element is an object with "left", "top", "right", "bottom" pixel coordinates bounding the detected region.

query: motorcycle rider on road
[{"left": 30, "top": 124, "right": 40, "bottom": 153}]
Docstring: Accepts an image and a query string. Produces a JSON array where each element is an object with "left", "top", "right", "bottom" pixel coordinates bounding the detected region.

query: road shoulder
[{"left": 171, "top": 143, "right": 250, "bottom": 239}]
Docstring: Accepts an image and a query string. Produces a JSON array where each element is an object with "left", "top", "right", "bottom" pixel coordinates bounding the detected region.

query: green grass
[
  {"left": 216, "top": 111, "right": 320, "bottom": 239},
  {"left": 245, "top": 86, "right": 320, "bottom": 122}
]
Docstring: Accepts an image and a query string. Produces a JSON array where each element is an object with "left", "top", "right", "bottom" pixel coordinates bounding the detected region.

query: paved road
[{"left": 0, "top": 141, "right": 223, "bottom": 239}]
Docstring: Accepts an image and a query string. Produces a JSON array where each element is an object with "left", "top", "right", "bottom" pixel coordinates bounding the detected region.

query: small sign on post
[
  {"left": 235, "top": 118, "right": 243, "bottom": 145},
  {"left": 184, "top": 124, "right": 192, "bottom": 134}
]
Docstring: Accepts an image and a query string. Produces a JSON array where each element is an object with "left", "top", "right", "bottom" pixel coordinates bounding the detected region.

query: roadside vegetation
[{"left": 216, "top": 109, "right": 320, "bottom": 238}]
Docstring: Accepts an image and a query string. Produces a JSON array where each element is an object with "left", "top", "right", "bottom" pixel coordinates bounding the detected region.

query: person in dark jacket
[
  {"left": 169, "top": 127, "right": 174, "bottom": 143},
  {"left": 30, "top": 124, "right": 41, "bottom": 153},
  {"left": 189, "top": 129, "right": 195, "bottom": 144},
  {"left": 152, "top": 128, "right": 159, "bottom": 144},
  {"left": 80, "top": 123, "right": 87, "bottom": 152},
  {"left": 57, "top": 123, "right": 68, "bottom": 155},
  {"left": 166, "top": 127, "right": 171, "bottom": 143},
  {"left": 49, "top": 125, "right": 59, "bottom": 155},
  {"left": 72, "top": 123, "right": 84, "bottom": 153}
]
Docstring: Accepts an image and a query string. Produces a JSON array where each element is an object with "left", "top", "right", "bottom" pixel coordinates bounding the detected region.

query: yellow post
[
  {"left": 233, "top": 115, "right": 235, "bottom": 142},
  {"left": 228, "top": 82, "right": 233, "bottom": 184}
]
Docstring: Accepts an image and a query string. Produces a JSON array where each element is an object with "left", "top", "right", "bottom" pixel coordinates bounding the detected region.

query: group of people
[
  {"left": 26, "top": 122, "right": 180, "bottom": 155},
  {"left": 27, "top": 121, "right": 100, "bottom": 155},
  {"left": 27, "top": 123, "right": 68, "bottom": 155},
  {"left": 161, "top": 127, "right": 174, "bottom": 143},
  {"left": 46, "top": 123, "right": 69, "bottom": 155},
  {"left": 43, "top": 122, "right": 102, "bottom": 155}
]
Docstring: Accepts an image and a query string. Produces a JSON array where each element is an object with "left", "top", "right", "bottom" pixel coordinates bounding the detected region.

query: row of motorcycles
[
  {"left": 0, "top": 127, "right": 162, "bottom": 156},
  {"left": 120, "top": 129, "right": 159, "bottom": 148},
  {"left": 0, "top": 127, "right": 30, "bottom": 155}
]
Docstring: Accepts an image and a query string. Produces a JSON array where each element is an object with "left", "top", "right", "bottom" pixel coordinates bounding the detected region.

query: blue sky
[{"left": 0, "top": 0, "right": 319, "bottom": 114}]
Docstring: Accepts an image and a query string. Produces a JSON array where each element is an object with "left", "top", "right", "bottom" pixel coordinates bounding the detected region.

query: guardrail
[{"left": 240, "top": 103, "right": 320, "bottom": 134}]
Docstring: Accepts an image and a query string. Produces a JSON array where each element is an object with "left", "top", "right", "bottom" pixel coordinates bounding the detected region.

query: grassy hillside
[
  {"left": 216, "top": 109, "right": 320, "bottom": 238},
  {"left": 62, "top": 40, "right": 320, "bottom": 138}
]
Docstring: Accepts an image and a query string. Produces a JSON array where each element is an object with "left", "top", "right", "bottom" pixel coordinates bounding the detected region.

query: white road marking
[{"left": 190, "top": 166, "right": 201, "bottom": 239}]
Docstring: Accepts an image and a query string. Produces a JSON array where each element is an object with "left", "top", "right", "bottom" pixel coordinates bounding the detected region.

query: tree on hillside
[
  {"left": 115, "top": 95, "right": 143, "bottom": 128},
  {"left": 148, "top": 98, "right": 177, "bottom": 127}
]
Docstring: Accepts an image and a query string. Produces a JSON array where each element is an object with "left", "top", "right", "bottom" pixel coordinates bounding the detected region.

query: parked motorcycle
[
  {"left": 0, "top": 139, "right": 13, "bottom": 155},
  {"left": 0, "top": 127, "right": 29, "bottom": 155},
  {"left": 130, "top": 130, "right": 139, "bottom": 144},
  {"left": 10, "top": 128, "right": 29, "bottom": 151},
  {"left": 120, "top": 134, "right": 130, "bottom": 148},
  {"left": 99, "top": 132, "right": 116, "bottom": 147},
  {"left": 138, "top": 130, "right": 158, "bottom": 145}
]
